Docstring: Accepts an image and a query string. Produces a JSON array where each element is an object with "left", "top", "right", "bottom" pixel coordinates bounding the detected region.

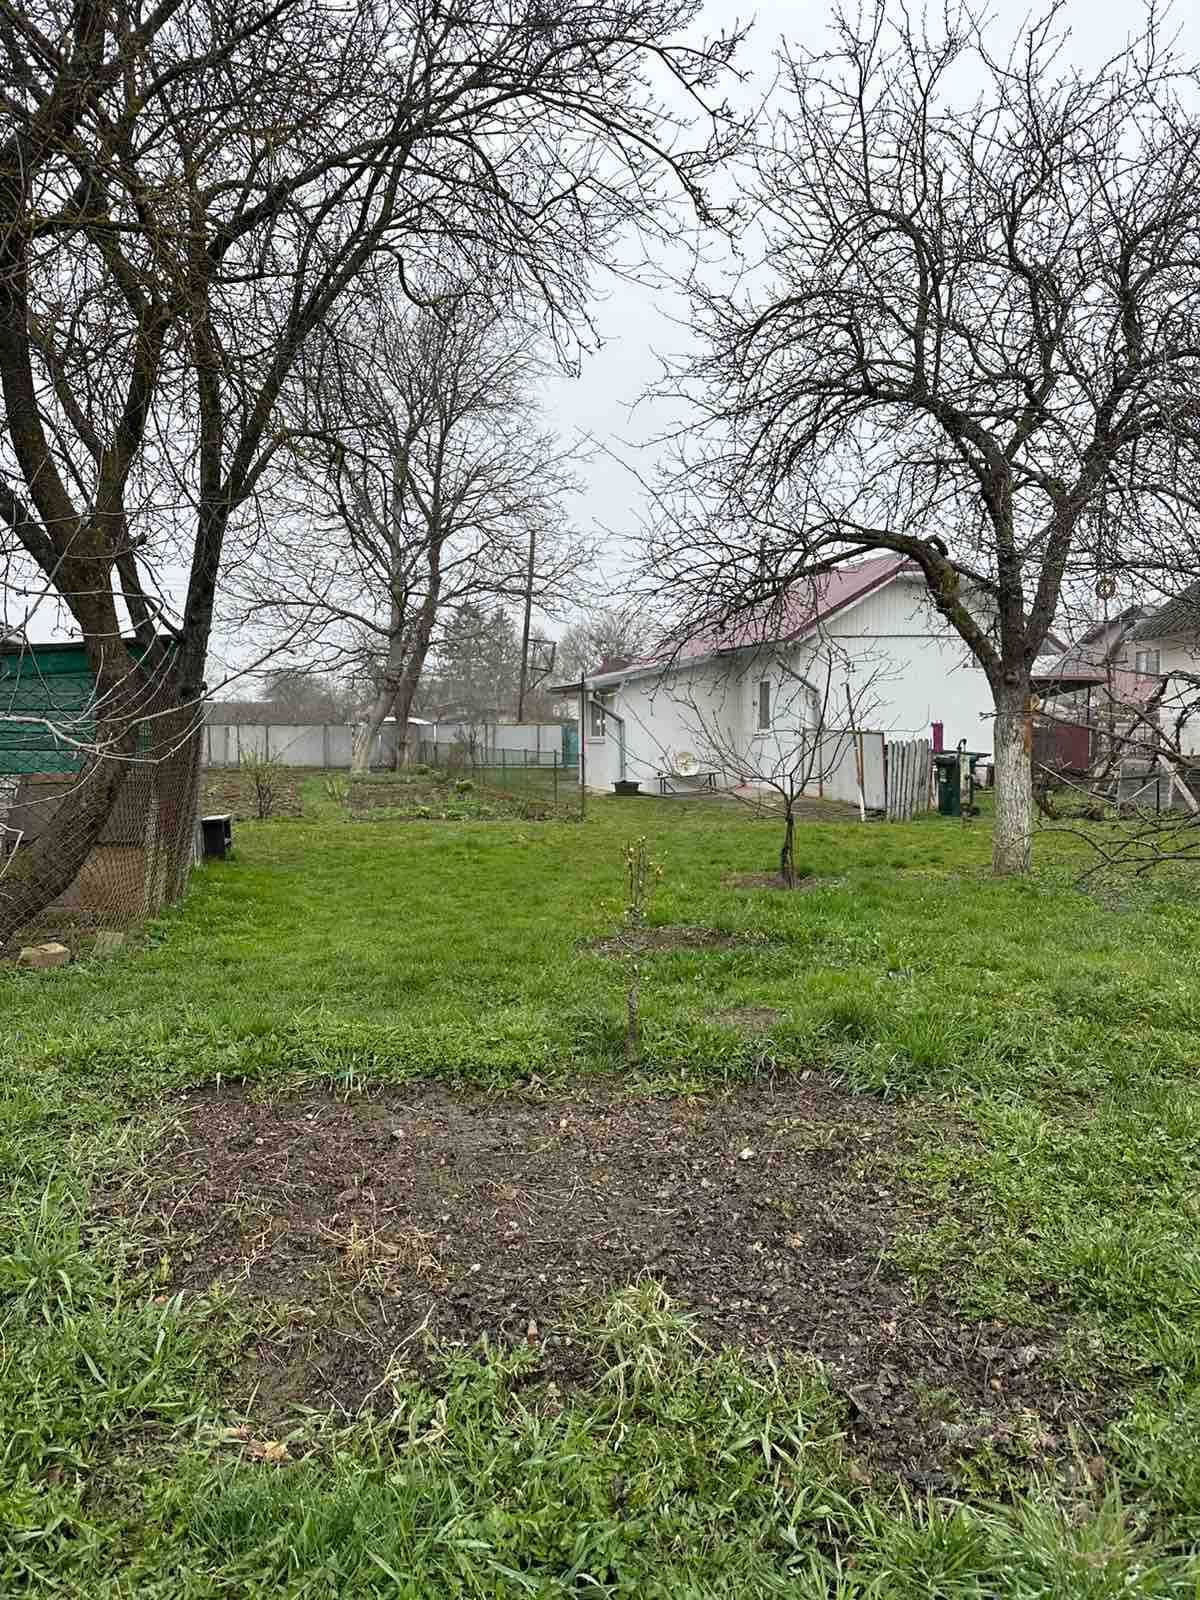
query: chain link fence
[
  {"left": 1, "top": 641, "right": 202, "bottom": 950},
  {"left": 415, "top": 739, "right": 582, "bottom": 818}
]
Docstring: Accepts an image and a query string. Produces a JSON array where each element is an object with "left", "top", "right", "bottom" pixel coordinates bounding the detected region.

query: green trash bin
[
  {"left": 934, "top": 747, "right": 984, "bottom": 816},
  {"left": 934, "top": 753, "right": 962, "bottom": 816}
]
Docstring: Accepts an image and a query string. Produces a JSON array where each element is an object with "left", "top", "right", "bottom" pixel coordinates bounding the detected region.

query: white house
[
  {"left": 1128, "top": 584, "right": 1200, "bottom": 755},
  {"left": 561, "top": 555, "right": 996, "bottom": 795}
]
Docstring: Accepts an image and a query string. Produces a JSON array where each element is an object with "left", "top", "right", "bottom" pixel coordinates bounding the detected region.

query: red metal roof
[{"left": 667, "top": 554, "right": 914, "bottom": 663}]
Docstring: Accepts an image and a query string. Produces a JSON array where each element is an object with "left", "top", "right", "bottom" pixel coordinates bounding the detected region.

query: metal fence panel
[{"left": 416, "top": 739, "right": 581, "bottom": 816}]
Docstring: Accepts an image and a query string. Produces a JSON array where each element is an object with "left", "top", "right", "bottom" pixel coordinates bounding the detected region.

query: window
[
  {"left": 1135, "top": 648, "right": 1162, "bottom": 676},
  {"left": 589, "top": 697, "right": 607, "bottom": 738},
  {"left": 756, "top": 679, "right": 772, "bottom": 731}
]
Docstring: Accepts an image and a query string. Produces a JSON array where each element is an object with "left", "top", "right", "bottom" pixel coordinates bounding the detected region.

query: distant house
[
  {"left": 1036, "top": 604, "right": 1164, "bottom": 768},
  {"left": 1128, "top": 584, "right": 1200, "bottom": 755},
  {"left": 555, "top": 555, "right": 997, "bottom": 795},
  {"left": 1026, "top": 591, "right": 1200, "bottom": 777}
]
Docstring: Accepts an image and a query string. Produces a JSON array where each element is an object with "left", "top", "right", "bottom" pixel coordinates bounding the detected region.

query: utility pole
[{"left": 517, "top": 527, "right": 536, "bottom": 721}]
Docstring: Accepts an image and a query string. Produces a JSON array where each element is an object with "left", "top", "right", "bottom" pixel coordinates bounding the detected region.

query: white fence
[
  {"left": 204, "top": 723, "right": 353, "bottom": 768},
  {"left": 884, "top": 738, "right": 934, "bottom": 820},
  {"left": 471, "top": 722, "right": 565, "bottom": 759},
  {"left": 794, "top": 730, "right": 933, "bottom": 817},
  {"left": 795, "top": 728, "right": 886, "bottom": 809},
  {"left": 203, "top": 719, "right": 570, "bottom": 770}
]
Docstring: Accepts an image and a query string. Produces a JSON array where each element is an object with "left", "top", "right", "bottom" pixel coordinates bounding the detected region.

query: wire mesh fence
[
  {"left": 415, "top": 739, "right": 582, "bottom": 818},
  {"left": 0, "top": 640, "right": 202, "bottom": 951}
]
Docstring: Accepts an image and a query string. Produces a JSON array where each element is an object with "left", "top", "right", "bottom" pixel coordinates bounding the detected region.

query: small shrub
[
  {"left": 454, "top": 779, "right": 474, "bottom": 795},
  {"left": 324, "top": 774, "right": 349, "bottom": 805},
  {"left": 239, "top": 749, "right": 286, "bottom": 820}
]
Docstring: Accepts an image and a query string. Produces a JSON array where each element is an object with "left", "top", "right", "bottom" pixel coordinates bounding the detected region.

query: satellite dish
[
  {"left": 1096, "top": 576, "right": 1117, "bottom": 600},
  {"left": 673, "top": 750, "right": 698, "bottom": 775}
]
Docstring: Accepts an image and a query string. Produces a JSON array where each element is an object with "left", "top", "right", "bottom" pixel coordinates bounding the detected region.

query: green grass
[{"left": 2, "top": 795, "right": 1200, "bottom": 1592}]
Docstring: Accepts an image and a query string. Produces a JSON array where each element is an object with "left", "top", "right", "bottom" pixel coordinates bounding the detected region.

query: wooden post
[
  {"left": 845, "top": 686, "right": 866, "bottom": 821},
  {"left": 884, "top": 741, "right": 891, "bottom": 819},
  {"left": 578, "top": 682, "right": 587, "bottom": 820},
  {"left": 517, "top": 529, "right": 537, "bottom": 722}
]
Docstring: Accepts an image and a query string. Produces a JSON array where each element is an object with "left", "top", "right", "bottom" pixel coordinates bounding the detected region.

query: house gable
[{"left": 1131, "top": 581, "right": 1200, "bottom": 645}]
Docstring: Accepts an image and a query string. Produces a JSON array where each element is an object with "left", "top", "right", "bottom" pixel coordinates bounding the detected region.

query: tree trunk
[
  {"left": 779, "top": 809, "right": 796, "bottom": 888},
  {"left": 992, "top": 682, "right": 1034, "bottom": 876},
  {"left": 352, "top": 682, "right": 394, "bottom": 773},
  {"left": 388, "top": 598, "right": 440, "bottom": 769},
  {"left": 517, "top": 528, "right": 536, "bottom": 722},
  {"left": 625, "top": 963, "right": 641, "bottom": 1064},
  {"left": 152, "top": 699, "right": 204, "bottom": 905}
]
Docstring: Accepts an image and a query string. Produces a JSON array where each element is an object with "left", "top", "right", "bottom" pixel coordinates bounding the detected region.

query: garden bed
[
  {"left": 200, "top": 770, "right": 305, "bottom": 821},
  {"left": 114, "top": 1078, "right": 1111, "bottom": 1488}
]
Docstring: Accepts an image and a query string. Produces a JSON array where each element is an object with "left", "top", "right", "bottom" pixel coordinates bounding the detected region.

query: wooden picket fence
[{"left": 884, "top": 737, "right": 933, "bottom": 821}]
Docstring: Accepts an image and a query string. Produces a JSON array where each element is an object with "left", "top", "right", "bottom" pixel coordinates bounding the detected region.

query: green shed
[
  {"left": 0, "top": 638, "right": 197, "bottom": 938},
  {"left": 0, "top": 639, "right": 102, "bottom": 776}
]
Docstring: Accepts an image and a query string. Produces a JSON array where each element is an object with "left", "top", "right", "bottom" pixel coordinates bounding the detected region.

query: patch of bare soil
[
  {"left": 200, "top": 772, "right": 304, "bottom": 821},
  {"left": 724, "top": 872, "right": 847, "bottom": 892},
  {"left": 345, "top": 779, "right": 443, "bottom": 812},
  {"left": 110, "top": 1079, "right": 1112, "bottom": 1489},
  {"left": 345, "top": 779, "right": 560, "bottom": 823},
  {"left": 586, "top": 925, "right": 768, "bottom": 955}
]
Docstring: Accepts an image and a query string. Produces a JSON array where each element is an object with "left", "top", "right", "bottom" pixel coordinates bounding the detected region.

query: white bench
[{"left": 657, "top": 769, "right": 718, "bottom": 795}]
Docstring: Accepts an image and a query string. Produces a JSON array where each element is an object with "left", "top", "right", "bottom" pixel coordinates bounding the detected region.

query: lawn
[{"left": 2, "top": 793, "right": 1199, "bottom": 1595}]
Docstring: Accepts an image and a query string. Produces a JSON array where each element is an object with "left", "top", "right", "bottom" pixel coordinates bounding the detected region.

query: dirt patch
[
  {"left": 110, "top": 1079, "right": 1111, "bottom": 1487},
  {"left": 723, "top": 872, "right": 847, "bottom": 893},
  {"left": 717, "top": 1006, "right": 783, "bottom": 1033},
  {"left": 200, "top": 771, "right": 304, "bottom": 821},
  {"left": 586, "top": 925, "right": 768, "bottom": 956},
  {"left": 346, "top": 779, "right": 450, "bottom": 812},
  {"left": 345, "top": 778, "right": 562, "bottom": 823}
]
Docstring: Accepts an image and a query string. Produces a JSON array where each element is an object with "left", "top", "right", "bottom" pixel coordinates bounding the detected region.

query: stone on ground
[{"left": 17, "top": 942, "right": 71, "bottom": 970}]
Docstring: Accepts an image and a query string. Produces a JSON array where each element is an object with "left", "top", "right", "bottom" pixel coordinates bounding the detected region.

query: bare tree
[
  {"left": 669, "top": 644, "right": 891, "bottom": 884},
  {"left": 236, "top": 297, "right": 588, "bottom": 770},
  {"left": 557, "top": 604, "right": 648, "bottom": 679},
  {"left": 254, "top": 668, "right": 354, "bottom": 724},
  {"left": 645, "top": 2, "right": 1200, "bottom": 875},
  {"left": 0, "top": 0, "right": 745, "bottom": 938}
]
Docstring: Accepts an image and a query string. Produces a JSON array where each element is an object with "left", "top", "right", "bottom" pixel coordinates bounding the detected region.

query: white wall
[
  {"left": 1153, "top": 641, "right": 1200, "bottom": 755},
  {"left": 584, "top": 653, "right": 887, "bottom": 801},
  {"left": 824, "top": 575, "right": 995, "bottom": 752},
  {"left": 585, "top": 658, "right": 741, "bottom": 791}
]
